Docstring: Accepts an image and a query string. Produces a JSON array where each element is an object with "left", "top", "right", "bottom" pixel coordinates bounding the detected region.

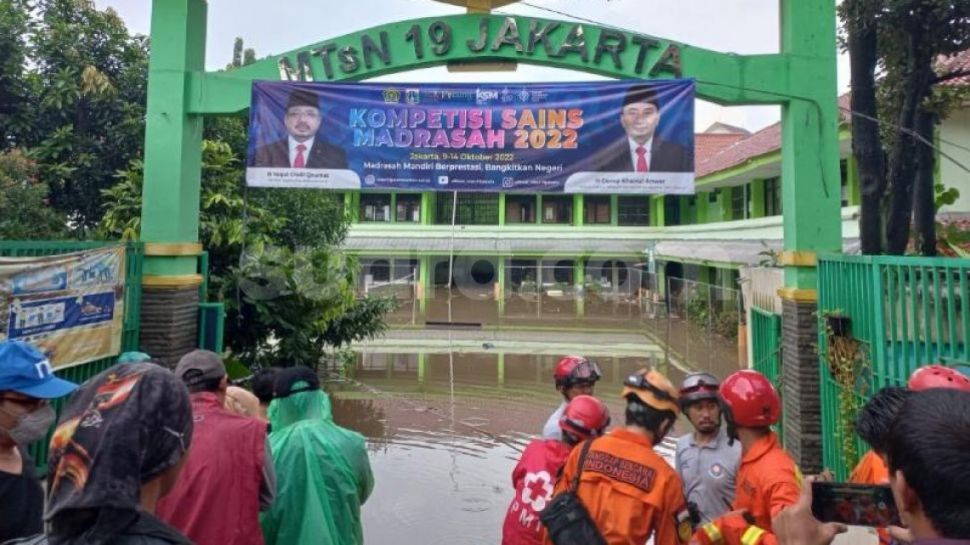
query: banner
[
  {"left": 0, "top": 246, "right": 126, "bottom": 369},
  {"left": 246, "top": 80, "right": 695, "bottom": 194}
]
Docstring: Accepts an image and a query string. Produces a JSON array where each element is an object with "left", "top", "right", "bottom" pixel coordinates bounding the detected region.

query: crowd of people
[
  {"left": 2, "top": 338, "right": 970, "bottom": 545},
  {"left": 500, "top": 355, "right": 970, "bottom": 545},
  {"left": 0, "top": 340, "right": 371, "bottom": 545}
]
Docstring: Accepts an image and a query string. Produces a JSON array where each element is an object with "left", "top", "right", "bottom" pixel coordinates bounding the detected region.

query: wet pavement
[{"left": 327, "top": 346, "right": 688, "bottom": 544}]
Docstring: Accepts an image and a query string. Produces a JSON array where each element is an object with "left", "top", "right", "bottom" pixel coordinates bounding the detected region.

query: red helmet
[
  {"left": 720, "top": 370, "right": 781, "bottom": 427},
  {"left": 559, "top": 395, "right": 611, "bottom": 441},
  {"left": 554, "top": 356, "right": 602, "bottom": 389},
  {"left": 908, "top": 365, "right": 970, "bottom": 392}
]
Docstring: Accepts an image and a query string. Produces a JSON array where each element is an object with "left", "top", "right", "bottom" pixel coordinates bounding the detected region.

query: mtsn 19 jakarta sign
[{"left": 276, "top": 16, "right": 683, "bottom": 82}]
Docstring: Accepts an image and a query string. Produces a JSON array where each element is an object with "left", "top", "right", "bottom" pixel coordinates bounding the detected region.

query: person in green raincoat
[{"left": 260, "top": 366, "right": 374, "bottom": 545}]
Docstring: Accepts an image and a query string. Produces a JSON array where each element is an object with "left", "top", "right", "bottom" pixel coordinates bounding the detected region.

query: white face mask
[{"left": 0, "top": 403, "right": 56, "bottom": 446}]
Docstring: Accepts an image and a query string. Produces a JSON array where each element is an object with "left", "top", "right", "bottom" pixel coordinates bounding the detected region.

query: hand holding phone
[{"left": 810, "top": 481, "right": 901, "bottom": 527}]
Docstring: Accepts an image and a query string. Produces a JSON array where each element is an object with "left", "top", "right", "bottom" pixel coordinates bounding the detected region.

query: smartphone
[{"left": 811, "top": 481, "right": 901, "bottom": 527}]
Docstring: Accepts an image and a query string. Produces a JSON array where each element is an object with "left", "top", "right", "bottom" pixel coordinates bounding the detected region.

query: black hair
[
  {"left": 624, "top": 395, "right": 676, "bottom": 437},
  {"left": 622, "top": 85, "right": 660, "bottom": 109},
  {"left": 887, "top": 389, "right": 970, "bottom": 538},
  {"left": 855, "top": 387, "right": 910, "bottom": 454},
  {"left": 252, "top": 368, "right": 278, "bottom": 404}
]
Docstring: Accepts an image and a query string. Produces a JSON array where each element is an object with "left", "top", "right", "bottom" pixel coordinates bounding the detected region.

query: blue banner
[{"left": 246, "top": 80, "right": 695, "bottom": 194}]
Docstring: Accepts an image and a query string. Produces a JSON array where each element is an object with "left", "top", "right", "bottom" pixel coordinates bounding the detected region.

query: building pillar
[
  {"left": 781, "top": 298, "right": 822, "bottom": 473},
  {"left": 139, "top": 0, "right": 208, "bottom": 363},
  {"left": 497, "top": 256, "right": 506, "bottom": 319},
  {"left": 417, "top": 352, "right": 427, "bottom": 385},
  {"left": 778, "top": 0, "right": 841, "bottom": 473},
  {"left": 651, "top": 196, "right": 665, "bottom": 227},
  {"left": 574, "top": 258, "right": 585, "bottom": 318},
  {"left": 140, "top": 283, "right": 200, "bottom": 368},
  {"left": 418, "top": 255, "right": 431, "bottom": 317},
  {"left": 573, "top": 194, "right": 584, "bottom": 226}
]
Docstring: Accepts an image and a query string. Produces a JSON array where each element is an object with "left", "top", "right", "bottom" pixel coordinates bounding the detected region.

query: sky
[{"left": 93, "top": 0, "right": 851, "bottom": 133}]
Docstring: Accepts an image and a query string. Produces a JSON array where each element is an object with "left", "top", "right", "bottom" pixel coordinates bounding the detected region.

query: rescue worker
[
  {"left": 676, "top": 372, "right": 741, "bottom": 523},
  {"left": 851, "top": 365, "right": 970, "bottom": 487},
  {"left": 547, "top": 368, "right": 693, "bottom": 545},
  {"left": 907, "top": 364, "right": 970, "bottom": 392},
  {"left": 502, "top": 395, "right": 610, "bottom": 545},
  {"left": 260, "top": 366, "right": 374, "bottom": 545},
  {"left": 542, "top": 356, "right": 601, "bottom": 441},
  {"left": 693, "top": 370, "right": 800, "bottom": 545}
]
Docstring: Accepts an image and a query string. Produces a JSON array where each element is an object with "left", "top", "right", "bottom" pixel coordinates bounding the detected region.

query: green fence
[
  {"left": 817, "top": 253, "right": 970, "bottom": 478},
  {"left": 751, "top": 305, "right": 784, "bottom": 445},
  {"left": 1, "top": 240, "right": 144, "bottom": 474}
]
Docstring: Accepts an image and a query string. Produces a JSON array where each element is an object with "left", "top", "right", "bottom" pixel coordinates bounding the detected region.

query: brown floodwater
[{"left": 326, "top": 349, "right": 691, "bottom": 544}]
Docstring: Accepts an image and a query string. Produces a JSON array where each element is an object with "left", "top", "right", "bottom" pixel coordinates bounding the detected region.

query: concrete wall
[{"left": 940, "top": 107, "right": 970, "bottom": 213}]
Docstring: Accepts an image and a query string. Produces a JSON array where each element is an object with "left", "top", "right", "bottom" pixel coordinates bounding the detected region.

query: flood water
[{"left": 325, "top": 328, "right": 734, "bottom": 543}]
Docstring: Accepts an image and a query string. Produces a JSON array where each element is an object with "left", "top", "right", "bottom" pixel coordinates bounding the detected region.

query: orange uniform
[
  {"left": 693, "top": 432, "right": 800, "bottom": 545},
  {"left": 732, "top": 432, "right": 801, "bottom": 530},
  {"left": 849, "top": 450, "right": 889, "bottom": 485},
  {"left": 548, "top": 428, "right": 692, "bottom": 545},
  {"left": 849, "top": 450, "right": 892, "bottom": 545}
]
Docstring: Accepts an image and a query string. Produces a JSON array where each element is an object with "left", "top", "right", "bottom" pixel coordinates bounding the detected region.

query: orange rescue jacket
[
  {"left": 547, "top": 428, "right": 692, "bottom": 545},
  {"left": 732, "top": 431, "right": 801, "bottom": 530}
]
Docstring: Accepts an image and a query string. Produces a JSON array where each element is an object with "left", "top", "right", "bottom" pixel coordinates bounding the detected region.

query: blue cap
[{"left": 0, "top": 340, "right": 78, "bottom": 398}]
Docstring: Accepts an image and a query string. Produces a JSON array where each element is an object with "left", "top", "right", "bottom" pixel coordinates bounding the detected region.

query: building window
[
  {"left": 435, "top": 192, "right": 499, "bottom": 225},
  {"left": 708, "top": 191, "right": 718, "bottom": 203},
  {"left": 542, "top": 195, "right": 573, "bottom": 224},
  {"left": 731, "top": 186, "right": 746, "bottom": 219},
  {"left": 584, "top": 196, "right": 611, "bottom": 224},
  {"left": 764, "top": 177, "right": 782, "bottom": 216},
  {"left": 506, "top": 195, "right": 537, "bottom": 223},
  {"left": 364, "top": 259, "right": 391, "bottom": 282},
  {"left": 361, "top": 193, "right": 391, "bottom": 222},
  {"left": 840, "top": 160, "right": 849, "bottom": 206},
  {"left": 470, "top": 259, "right": 496, "bottom": 284},
  {"left": 396, "top": 194, "right": 421, "bottom": 222},
  {"left": 509, "top": 259, "right": 538, "bottom": 291},
  {"left": 617, "top": 196, "right": 650, "bottom": 225},
  {"left": 393, "top": 259, "right": 419, "bottom": 281}
]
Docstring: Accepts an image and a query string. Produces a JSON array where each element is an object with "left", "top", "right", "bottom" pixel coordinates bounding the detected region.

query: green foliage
[
  {"left": 99, "top": 140, "right": 390, "bottom": 369},
  {"left": 1, "top": 0, "right": 148, "bottom": 232},
  {"left": 935, "top": 183, "right": 960, "bottom": 211},
  {"left": 0, "top": 149, "right": 69, "bottom": 239},
  {"left": 840, "top": 0, "right": 970, "bottom": 255}
]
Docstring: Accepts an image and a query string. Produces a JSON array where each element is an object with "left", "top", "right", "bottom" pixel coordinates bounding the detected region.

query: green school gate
[{"left": 135, "top": 0, "right": 840, "bottom": 470}]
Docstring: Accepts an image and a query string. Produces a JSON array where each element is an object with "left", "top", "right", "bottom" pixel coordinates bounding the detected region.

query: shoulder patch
[{"left": 584, "top": 450, "right": 657, "bottom": 493}]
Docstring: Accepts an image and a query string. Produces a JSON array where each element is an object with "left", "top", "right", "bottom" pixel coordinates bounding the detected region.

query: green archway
[{"left": 139, "top": 0, "right": 840, "bottom": 469}]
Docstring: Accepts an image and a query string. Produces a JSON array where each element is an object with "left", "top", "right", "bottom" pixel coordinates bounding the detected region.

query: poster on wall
[
  {"left": 246, "top": 79, "right": 695, "bottom": 194},
  {"left": 0, "top": 246, "right": 126, "bottom": 369}
]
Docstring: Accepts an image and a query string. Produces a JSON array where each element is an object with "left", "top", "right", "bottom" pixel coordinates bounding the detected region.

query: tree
[
  {"left": 100, "top": 140, "right": 392, "bottom": 368},
  {"left": 2, "top": 0, "right": 149, "bottom": 232},
  {"left": 840, "top": 0, "right": 970, "bottom": 255},
  {"left": 0, "top": 149, "right": 68, "bottom": 240}
]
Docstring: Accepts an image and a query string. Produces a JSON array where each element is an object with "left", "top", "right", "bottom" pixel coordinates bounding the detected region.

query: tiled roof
[
  {"left": 696, "top": 122, "right": 781, "bottom": 178},
  {"left": 696, "top": 93, "right": 854, "bottom": 178},
  {"left": 695, "top": 133, "right": 748, "bottom": 166},
  {"left": 937, "top": 49, "right": 970, "bottom": 86}
]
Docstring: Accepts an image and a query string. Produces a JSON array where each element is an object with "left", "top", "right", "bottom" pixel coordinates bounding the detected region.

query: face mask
[{"left": 0, "top": 404, "right": 56, "bottom": 446}]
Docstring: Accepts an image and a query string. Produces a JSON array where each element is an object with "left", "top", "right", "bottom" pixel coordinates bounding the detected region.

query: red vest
[
  {"left": 502, "top": 439, "right": 572, "bottom": 545},
  {"left": 157, "top": 392, "right": 267, "bottom": 545}
]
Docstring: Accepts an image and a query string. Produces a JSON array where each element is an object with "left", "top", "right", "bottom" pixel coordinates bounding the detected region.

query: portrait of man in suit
[
  {"left": 596, "top": 85, "right": 693, "bottom": 173},
  {"left": 251, "top": 88, "right": 348, "bottom": 169}
]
